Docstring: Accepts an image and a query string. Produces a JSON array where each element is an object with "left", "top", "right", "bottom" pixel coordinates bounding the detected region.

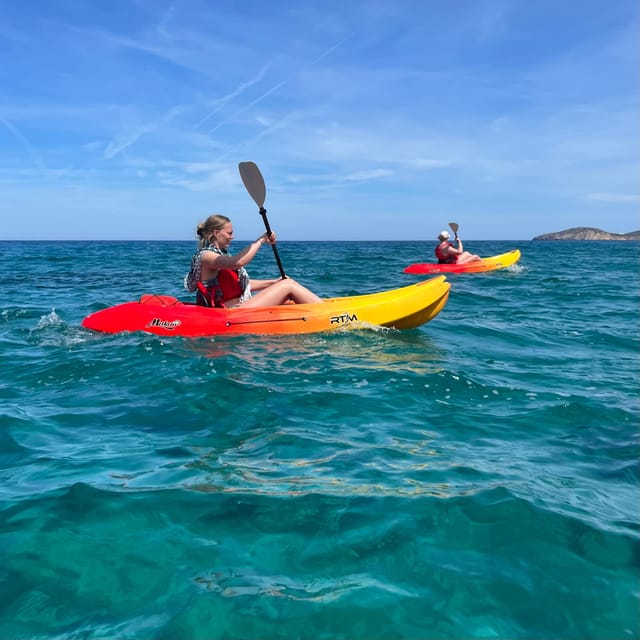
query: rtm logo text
[{"left": 330, "top": 313, "right": 357, "bottom": 325}]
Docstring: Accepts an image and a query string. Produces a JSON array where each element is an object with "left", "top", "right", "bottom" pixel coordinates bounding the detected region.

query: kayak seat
[{"left": 195, "top": 282, "right": 212, "bottom": 307}]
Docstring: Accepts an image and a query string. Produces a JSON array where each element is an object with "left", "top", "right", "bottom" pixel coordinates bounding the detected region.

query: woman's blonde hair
[{"left": 196, "top": 214, "right": 230, "bottom": 248}]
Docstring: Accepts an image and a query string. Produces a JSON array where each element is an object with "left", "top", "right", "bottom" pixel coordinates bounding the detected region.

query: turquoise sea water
[{"left": 1, "top": 239, "right": 638, "bottom": 639}]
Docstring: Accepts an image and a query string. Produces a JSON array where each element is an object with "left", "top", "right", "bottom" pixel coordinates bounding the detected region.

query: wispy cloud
[
  {"left": 1, "top": 117, "right": 49, "bottom": 175},
  {"left": 156, "top": 164, "right": 239, "bottom": 192},
  {"left": 342, "top": 169, "right": 393, "bottom": 182},
  {"left": 195, "top": 64, "right": 272, "bottom": 129},
  {"left": 206, "top": 37, "right": 347, "bottom": 138},
  {"left": 104, "top": 105, "right": 189, "bottom": 159},
  {"left": 155, "top": 5, "right": 176, "bottom": 38},
  {"left": 587, "top": 193, "right": 640, "bottom": 204},
  {"left": 207, "top": 79, "right": 289, "bottom": 136}
]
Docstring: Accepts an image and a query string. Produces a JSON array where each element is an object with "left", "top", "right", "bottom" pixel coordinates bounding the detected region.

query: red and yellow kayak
[
  {"left": 81, "top": 276, "right": 450, "bottom": 337},
  {"left": 404, "top": 249, "right": 521, "bottom": 275}
]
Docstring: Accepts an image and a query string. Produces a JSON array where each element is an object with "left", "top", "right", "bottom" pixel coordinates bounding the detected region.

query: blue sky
[{"left": 1, "top": 0, "right": 638, "bottom": 241}]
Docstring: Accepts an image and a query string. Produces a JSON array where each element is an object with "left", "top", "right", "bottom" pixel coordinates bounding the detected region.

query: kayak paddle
[
  {"left": 238, "top": 161, "right": 286, "bottom": 279},
  {"left": 449, "top": 221, "right": 459, "bottom": 239}
]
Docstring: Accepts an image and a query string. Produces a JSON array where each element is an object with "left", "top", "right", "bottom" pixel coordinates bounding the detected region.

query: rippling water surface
[{"left": 1, "top": 240, "right": 638, "bottom": 639}]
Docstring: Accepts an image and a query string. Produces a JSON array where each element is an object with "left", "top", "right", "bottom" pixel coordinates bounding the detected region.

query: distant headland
[{"left": 533, "top": 227, "right": 640, "bottom": 240}]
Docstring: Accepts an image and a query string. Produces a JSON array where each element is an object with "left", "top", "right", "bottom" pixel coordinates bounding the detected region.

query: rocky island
[{"left": 533, "top": 227, "right": 640, "bottom": 240}]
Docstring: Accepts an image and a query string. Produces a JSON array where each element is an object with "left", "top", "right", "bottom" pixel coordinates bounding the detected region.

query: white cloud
[
  {"left": 342, "top": 169, "right": 393, "bottom": 182},
  {"left": 587, "top": 193, "right": 640, "bottom": 204}
]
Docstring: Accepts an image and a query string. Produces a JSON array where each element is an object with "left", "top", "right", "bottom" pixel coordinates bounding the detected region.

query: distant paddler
[{"left": 435, "top": 222, "right": 481, "bottom": 265}]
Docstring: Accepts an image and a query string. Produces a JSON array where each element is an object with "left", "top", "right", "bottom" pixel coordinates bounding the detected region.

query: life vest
[
  {"left": 184, "top": 245, "right": 251, "bottom": 307},
  {"left": 200, "top": 269, "right": 244, "bottom": 307},
  {"left": 435, "top": 242, "right": 458, "bottom": 264}
]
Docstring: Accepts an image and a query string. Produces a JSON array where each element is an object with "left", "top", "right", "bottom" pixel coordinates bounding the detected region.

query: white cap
[{"left": 438, "top": 230, "right": 450, "bottom": 240}]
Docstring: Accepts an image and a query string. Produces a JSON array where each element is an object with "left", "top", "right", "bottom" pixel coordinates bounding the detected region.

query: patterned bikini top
[{"left": 184, "top": 244, "right": 251, "bottom": 303}]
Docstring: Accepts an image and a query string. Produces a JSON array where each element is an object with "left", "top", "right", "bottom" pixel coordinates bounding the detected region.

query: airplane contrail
[
  {"left": 104, "top": 104, "right": 187, "bottom": 159},
  {"left": 206, "top": 37, "right": 347, "bottom": 137},
  {"left": 196, "top": 64, "right": 271, "bottom": 129},
  {"left": 1, "top": 117, "right": 49, "bottom": 174}
]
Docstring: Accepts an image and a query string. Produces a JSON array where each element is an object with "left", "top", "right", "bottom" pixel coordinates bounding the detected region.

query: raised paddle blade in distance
[
  {"left": 449, "top": 222, "right": 459, "bottom": 235},
  {"left": 238, "top": 161, "right": 266, "bottom": 208}
]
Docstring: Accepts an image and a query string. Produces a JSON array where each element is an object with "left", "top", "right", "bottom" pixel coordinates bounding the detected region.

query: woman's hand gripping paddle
[
  {"left": 449, "top": 222, "right": 459, "bottom": 240},
  {"left": 238, "top": 161, "right": 287, "bottom": 279}
]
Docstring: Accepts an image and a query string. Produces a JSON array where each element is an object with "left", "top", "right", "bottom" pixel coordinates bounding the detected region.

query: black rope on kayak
[
  {"left": 139, "top": 294, "right": 179, "bottom": 306},
  {"left": 225, "top": 316, "right": 309, "bottom": 327}
]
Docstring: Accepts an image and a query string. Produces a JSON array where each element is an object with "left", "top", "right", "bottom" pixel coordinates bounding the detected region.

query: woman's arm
[
  {"left": 202, "top": 234, "right": 270, "bottom": 270},
  {"left": 446, "top": 239, "right": 463, "bottom": 256},
  {"left": 443, "top": 242, "right": 462, "bottom": 258}
]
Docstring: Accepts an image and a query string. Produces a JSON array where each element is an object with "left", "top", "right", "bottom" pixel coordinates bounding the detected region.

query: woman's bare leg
[
  {"left": 241, "top": 278, "right": 323, "bottom": 307},
  {"left": 457, "top": 252, "right": 481, "bottom": 264}
]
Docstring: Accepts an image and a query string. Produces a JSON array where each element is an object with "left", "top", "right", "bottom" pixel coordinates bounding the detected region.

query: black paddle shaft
[{"left": 259, "top": 206, "right": 286, "bottom": 279}]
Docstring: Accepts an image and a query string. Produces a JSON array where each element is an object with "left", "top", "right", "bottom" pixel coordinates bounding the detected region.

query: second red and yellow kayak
[{"left": 404, "top": 249, "right": 521, "bottom": 275}]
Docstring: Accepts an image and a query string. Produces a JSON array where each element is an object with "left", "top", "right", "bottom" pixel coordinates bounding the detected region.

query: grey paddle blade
[
  {"left": 239, "top": 161, "right": 266, "bottom": 208},
  {"left": 449, "top": 222, "right": 459, "bottom": 234},
  {"left": 238, "top": 161, "right": 286, "bottom": 278}
]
